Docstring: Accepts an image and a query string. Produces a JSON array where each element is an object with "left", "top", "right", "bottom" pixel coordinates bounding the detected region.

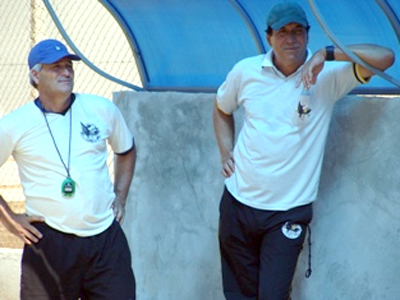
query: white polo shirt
[
  {"left": 217, "top": 50, "right": 361, "bottom": 211},
  {"left": 0, "top": 93, "right": 133, "bottom": 236}
]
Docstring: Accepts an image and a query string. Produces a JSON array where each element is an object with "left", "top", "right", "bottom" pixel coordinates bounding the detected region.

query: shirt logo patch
[
  {"left": 281, "top": 221, "right": 302, "bottom": 239},
  {"left": 296, "top": 101, "right": 312, "bottom": 119},
  {"left": 80, "top": 122, "right": 100, "bottom": 142},
  {"left": 293, "top": 93, "right": 312, "bottom": 125}
]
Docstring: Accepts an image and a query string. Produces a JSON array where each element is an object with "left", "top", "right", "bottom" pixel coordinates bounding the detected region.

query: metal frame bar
[
  {"left": 308, "top": 0, "right": 400, "bottom": 94},
  {"left": 229, "top": 0, "right": 267, "bottom": 54},
  {"left": 42, "top": 0, "right": 400, "bottom": 94},
  {"left": 43, "top": 0, "right": 144, "bottom": 91}
]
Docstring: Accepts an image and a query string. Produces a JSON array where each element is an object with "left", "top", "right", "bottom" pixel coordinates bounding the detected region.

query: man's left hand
[{"left": 297, "top": 49, "right": 325, "bottom": 90}]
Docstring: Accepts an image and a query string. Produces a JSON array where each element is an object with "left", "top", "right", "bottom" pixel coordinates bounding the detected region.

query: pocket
[{"left": 290, "top": 203, "right": 313, "bottom": 225}]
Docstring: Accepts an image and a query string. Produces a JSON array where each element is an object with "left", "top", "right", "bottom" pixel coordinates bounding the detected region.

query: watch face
[{"left": 64, "top": 182, "right": 73, "bottom": 192}]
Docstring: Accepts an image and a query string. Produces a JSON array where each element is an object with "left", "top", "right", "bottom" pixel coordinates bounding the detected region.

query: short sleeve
[
  {"left": 107, "top": 102, "right": 134, "bottom": 154},
  {"left": 0, "top": 125, "right": 14, "bottom": 167},
  {"left": 216, "top": 64, "right": 241, "bottom": 115}
]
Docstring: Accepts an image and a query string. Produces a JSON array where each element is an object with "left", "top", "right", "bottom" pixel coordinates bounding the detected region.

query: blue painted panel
[
  {"left": 101, "top": 0, "right": 261, "bottom": 91},
  {"left": 238, "top": 0, "right": 400, "bottom": 93},
  {"left": 101, "top": 0, "right": 400, "bottom": 93}
]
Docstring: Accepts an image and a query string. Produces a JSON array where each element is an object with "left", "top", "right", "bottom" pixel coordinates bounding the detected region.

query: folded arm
[{"left": 298, "top": 44, "right": 395, "bottom": 89}]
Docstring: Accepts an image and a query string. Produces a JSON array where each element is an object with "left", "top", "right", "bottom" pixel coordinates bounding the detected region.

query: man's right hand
[
  {"left": 221, "top": 152, "right": 235, "bottom": 178},
  {"left": 0, "top": 208, "right": 44, "bottom": 244}
]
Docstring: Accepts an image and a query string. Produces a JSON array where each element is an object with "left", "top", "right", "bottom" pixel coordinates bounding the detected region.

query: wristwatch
[{"left": 325, "top": 45, "right": 335, "bottom": 61}]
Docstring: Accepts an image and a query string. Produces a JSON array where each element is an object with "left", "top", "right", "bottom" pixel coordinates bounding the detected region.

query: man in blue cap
[
  {"left": 213, "top": 2, "right": 394, "bottom": 299},
  {"left": 0, "top": 39, "right": 136, "bottom": 299}
]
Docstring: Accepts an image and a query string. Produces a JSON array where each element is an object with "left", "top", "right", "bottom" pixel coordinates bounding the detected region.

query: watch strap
[{"left": 325, "top": 45, "right": 335, "bottom": 61}]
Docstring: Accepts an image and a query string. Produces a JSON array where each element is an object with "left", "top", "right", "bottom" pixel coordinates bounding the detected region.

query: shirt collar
[
  {"left": 261, "top": 48, "right": 313, "bottom": 76},
  {"left": 34, "top": 93, "right": 76, "bottom": 115}
]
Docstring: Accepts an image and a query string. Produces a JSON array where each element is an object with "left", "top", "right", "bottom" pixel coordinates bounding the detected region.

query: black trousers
[
  {"left": 21, "top": 220, "right": 136, "bottom": 300},
  {"left": 219, "top": 188, "right": 313, "bottom": 300}
]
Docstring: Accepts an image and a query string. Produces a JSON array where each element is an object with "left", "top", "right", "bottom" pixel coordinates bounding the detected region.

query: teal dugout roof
[{"left": 100, "top": 0, "right": 400, "bottom": 94}]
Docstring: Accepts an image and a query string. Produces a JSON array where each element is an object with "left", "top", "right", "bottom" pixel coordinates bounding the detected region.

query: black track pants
[{"left": 219, "top": 188, "right": 312, "bottom": 300}]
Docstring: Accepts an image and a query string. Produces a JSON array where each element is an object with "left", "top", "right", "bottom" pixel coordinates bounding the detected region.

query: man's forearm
[
  {"left": 213, "top": 99, "right": 235, "bottom": 163},
  {"left": 0, "top": 195, "right": 12, "bottom": 223},
  {"left": 114, "top": 147, "right": 136, "bottom": 206},
  {"left": 324, "top": 44, "right": 395, "bottom": 73}
]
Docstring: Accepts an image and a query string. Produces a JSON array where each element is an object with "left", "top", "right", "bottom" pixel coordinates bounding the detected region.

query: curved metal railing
[
  {"left": 308, "top": 0, "right": 400, "bottom": 88},
  {"left": 42, "top": 0, "right": 144, "bottom": 91}
]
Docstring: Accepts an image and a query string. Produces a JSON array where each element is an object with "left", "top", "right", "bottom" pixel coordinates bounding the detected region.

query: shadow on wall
[
  {"left": 293, "top": 95, "right": 400, "bottom": 300},
  {"left": 114, "top": 92, "right": 400, "bottom": 300}
]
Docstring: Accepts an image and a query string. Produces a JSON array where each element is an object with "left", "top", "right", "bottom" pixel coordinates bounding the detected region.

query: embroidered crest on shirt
[
  {"left": 80, "top": 122, "right": 100, "bottom": 142},
  {"left": 293, "top": 92, "right": 312, "bottom": 124},
  {"left": 281, "top": 221, "right": 302, "bottom": 239},
  {"left": 296, "top": 101, "right": 312, "bottom": 119}
]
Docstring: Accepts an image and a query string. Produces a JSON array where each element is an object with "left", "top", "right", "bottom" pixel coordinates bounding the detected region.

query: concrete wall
[
  {"left": 115, "top": 91, "right": 400, "bottom": 300},
  {"left": 0, "top": 248, "right": 22, "bottom": 300}
]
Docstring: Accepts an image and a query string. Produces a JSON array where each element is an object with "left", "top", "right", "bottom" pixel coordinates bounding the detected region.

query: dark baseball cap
[
  {"left": 28, "top": 39, "right": 81, "bottom": 69},
  {"left": 266, "top": 2, "right": 309, "bottom": 30}
]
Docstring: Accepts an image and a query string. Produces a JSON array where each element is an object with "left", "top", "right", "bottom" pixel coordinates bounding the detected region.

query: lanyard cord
[{"left": 42, "top": 105, "right": 72, "bottom": 178}]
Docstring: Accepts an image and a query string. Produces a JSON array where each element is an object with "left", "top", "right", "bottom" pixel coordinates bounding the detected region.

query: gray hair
[{"left": 29, "top": 63, "right": 42, "bottom": 88}]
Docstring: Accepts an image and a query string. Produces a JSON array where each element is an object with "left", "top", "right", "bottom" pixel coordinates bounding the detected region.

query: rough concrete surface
[
  {"left": 115, "top": 91, "right": 400, "bottom": 300},
  {"left": 0, "top": 248, "right": 21, "bottom": 300}
]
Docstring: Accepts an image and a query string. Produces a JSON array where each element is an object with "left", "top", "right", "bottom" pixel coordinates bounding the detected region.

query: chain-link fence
[{"left": 0, "top": 0, "right": 142, "bottom": 248}]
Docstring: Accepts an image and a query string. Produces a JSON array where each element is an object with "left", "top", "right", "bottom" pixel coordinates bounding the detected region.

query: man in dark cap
[
  {"left": 0, "top": 39, "right": 136, "bottom": 299},
  {"left": 213, "top": 2, "right": 394, "bottom": 299}
]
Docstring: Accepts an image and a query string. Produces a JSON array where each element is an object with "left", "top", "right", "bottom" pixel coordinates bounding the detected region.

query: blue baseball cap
[
  {"left": 267, "top": 2, "right": 308, "bottom": 30},
  {"left": 28, "top": 39, "right": 81, "bottom": 69}
]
